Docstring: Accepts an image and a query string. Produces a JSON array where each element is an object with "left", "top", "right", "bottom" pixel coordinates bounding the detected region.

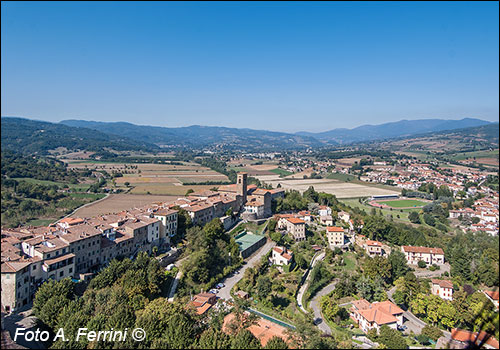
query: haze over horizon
[{"left": 2, "top": 2, "right": 499, "bottom": 132}]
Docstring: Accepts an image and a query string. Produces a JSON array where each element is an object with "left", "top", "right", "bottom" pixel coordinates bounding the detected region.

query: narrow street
[
  {"left": 218, "top": 240, "right": 276, "bottom": 301},
  {"left": 296, "top": 251, "right": 325, "bottom": 313},
  {"left": 309, "top": 279, "right": 338, "bottom": 335}
]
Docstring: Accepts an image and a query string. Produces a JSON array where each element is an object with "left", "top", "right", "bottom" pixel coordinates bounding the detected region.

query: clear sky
[{"left": 1, "top": 1, "right": 498, "bottom": 132}]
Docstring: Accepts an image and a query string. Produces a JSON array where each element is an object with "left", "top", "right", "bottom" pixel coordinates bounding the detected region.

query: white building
[
  {"left": 431, "top": 279, "right": 453, "bottom": 301},
  {"left": 326, "top": 226, "right": 346, "bottom": 249},
  {"left": 401, "top": 246, "right": 445, "bottom": 265},
  {"left": 318, "top": 206, "right": 332, "bottom": 217}
]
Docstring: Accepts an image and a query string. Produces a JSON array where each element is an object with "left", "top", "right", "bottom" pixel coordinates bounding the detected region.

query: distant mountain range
[
  {"left": 60, "top": 117, "right": 493, "bottom": 148},
  {"left": 59, "top": 119, "right": 323, "bottom": 150},
  {"left": 1, "top": 116, "right": 495, "bottom": 154},
  {"left": 296, "top": 118, "right": 492, "bottom": 144}
]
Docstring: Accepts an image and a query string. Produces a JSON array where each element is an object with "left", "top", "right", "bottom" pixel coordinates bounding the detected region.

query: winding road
[
  {"left": 218, "top": 240, "right": 276, "bottom": 301},
  {"left": 309, "top": 279, "right": 338, "bottom": 334},
  {"left": 296, "top": 251, "right": 325, "bottom": 313}
]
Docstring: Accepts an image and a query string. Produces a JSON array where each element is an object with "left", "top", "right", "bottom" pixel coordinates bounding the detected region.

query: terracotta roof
[
  {"left": 484, "top": 290, "right": 499, "bottom": 301},
  {"left": 44, "top": 253, "right": 75, "bottom": 266},
  {"left": 365, "top": 240, "right": 382, "bottom": 247},
  {"left": 326, "top": 226, "right": 345, "bottom": 232},
  {"left": 351, "top": 299, "right": 371, "bottom": 311},
  {"left": 354, "top": 300, "right": 403, "bottom": 326},
  {"left": 58, "top": 217, "right": 84, "bottom": 225},
  {"left": 287, "top": 217, "right": 305, "bottom": 225},
  {"left": 154, "top": 208, "right": 178, "bottom": 216},
  {"left": 431, "top": 279, "right": 454, "bottom": 289},
  {"left": 402, "top": 246, "right": 444, "bottom": 255},
  {"left": 223, "top": 313, "right": 291, "bottom": 347},
  {"left": 451, "top": 329, "right": 499, "bottom": 349}
]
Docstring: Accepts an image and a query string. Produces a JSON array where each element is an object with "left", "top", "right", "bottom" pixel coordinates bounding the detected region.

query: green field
[
  {"left": 26, "top": 219, "right": 55, "bottom": 226},
  {"left": 449, "top": 149, "right": 498, "bottom": 161},
  {"left": 343, "top": 252, "right": 357, "bottom": 272},
  {"left": 12, "top": 177, "right": 92, "bottom": 191},
  {"left": 340, "top": 198, "right": 418, "bottom": 224},
  {"left": 326, "top": 173, "right": 357, "bottom": 182},
  {"left": 269, "top": 168, "right": 293, "bottom": 177},
  {"left": 327, "top": 172, "right": 403, "bottom": 192},
  {"left": 378, "top": 199, "right": 427, "bottom": 208},
  {"left": 12, "top": 177, "right": 65, "bottom": 186}
]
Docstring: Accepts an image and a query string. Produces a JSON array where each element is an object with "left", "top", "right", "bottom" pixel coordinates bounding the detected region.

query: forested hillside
[{"left": 1, "top": 117, "right": 159, "bottom": 155}]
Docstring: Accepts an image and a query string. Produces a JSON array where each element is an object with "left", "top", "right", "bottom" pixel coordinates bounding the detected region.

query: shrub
[
  {"left": 417, "top": 260, "right": 427, "bottom": 268},
  {"left": 421, "top": 325, "right": 443, "bottom": 341},
  {"left": 416, "top": 334, "right": 431, "bottom": 345}
]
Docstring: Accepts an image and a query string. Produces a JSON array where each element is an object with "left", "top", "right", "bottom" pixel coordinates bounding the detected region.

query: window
[
  {"left": 69, "top": 268, "right": 72, "bottom": 273},
  {"left": 60, "top": 271, "right": 64, "bottom": 277},
  {"left": 47, "top": 253, "right": 51, "bottom": 258},
  {"left": 32, "top": 265, "right": 36, "bottom": 270}
]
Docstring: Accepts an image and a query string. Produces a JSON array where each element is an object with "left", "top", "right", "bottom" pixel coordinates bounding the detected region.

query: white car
[{"left": 209, "top": 289, "right": 219, "bottom": 294}]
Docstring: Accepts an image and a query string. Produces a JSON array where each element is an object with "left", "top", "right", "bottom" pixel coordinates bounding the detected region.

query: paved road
[
  {"left": 2, "top": 309, "right": 47, "bottom": 349},
  {"left": 296, "top": 251, "right": 325, "bottom": 313},
  {"left": 218, "top": 240, "right": 276, "bottom": 301},
  {"left": 167, "top": 269, "right": 183, "bottom": 302},
  {"left": 309, "top": 279, "right": 338, "bottom": 335},
  {"left": 412, "top": 263, "right": 450, "bottom": 278}
]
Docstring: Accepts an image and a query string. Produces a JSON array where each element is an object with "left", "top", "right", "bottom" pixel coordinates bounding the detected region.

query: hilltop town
[{"left": 2, "top": 148, "right": 499, "bottom": 349}]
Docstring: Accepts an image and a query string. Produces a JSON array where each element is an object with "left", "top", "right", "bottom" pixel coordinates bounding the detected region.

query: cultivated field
[
  {"left": 254, "top": 175, "right": 400, "bottom": 198},
  {"left": 70, "top": 194, "right": 179, "bottom": 218},
  {"left": 63, "top": 160, "right": 229, "bottom": 195}
]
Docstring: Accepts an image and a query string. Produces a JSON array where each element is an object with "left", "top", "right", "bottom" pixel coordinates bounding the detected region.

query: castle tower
[{"left": 237, "top": 172, "right": 248, "bottom": 204}]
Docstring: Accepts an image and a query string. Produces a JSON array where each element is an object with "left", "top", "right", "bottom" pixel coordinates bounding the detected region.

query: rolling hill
[
  {"left": 1, "top": 117, "right": 159, "bottom": 155},
  {"left": 59, "top": 119, "right": 324, "bottom": 150},
  {"left": 297, "top": 118, "right": 492, "bottom": 144}
]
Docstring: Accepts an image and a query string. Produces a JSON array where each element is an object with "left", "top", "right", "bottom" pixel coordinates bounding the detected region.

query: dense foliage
[
  {"left": 180, "top": 218, "right": 242, "bottom": 293},
  {"left": 1, "top": 117, "right": 156, "bottom": 155}
]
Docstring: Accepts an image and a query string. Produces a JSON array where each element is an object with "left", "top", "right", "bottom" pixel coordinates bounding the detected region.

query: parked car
[
  {"left": 216, "top": 283, "right": 225, "bottom": 289},
  {"left": 209, "top": 289, "right": 219, "bottom": 294}
]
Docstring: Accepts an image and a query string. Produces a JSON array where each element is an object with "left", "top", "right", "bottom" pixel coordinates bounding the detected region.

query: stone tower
[{"left": 237, "top": 172, "right": 248, "bottom": 204}]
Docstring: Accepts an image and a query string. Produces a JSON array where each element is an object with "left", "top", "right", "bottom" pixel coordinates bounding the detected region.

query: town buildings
[
  {"left": 401, "top": 246, "right": 445, "bottom": 265},
  {"left": 326, "top": 226, "right": 346, "bottom": 249},
  {"left": 350, "top": 299, "right": 404, "bottom": 333},
  {"left": 285, "top": 218, "right": 306, "bottom": 242},
  {"left": 270, "top": 246, "right": 293, "bottom": 272},
  {"left": 364, "top": 240, "right": 383, "bottom": 257},
  {"left": 431, "top": 279, "right": 454, "bottom": 301},
  {"left": 2, "top": 172, "right": 280, "bottom": 312}
]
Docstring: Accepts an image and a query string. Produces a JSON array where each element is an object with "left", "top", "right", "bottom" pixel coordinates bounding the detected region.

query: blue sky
[{"left": 1, "top": 1, "right": 498, "bottom": 132}]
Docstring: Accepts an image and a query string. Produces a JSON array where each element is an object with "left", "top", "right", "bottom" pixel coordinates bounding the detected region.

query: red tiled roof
[
  {"left": 451, "top": 329, "right": 500, "bottom": 349},
  {"left": 287, "top": 217, "right": 305, "bottom": 225},
  {"left": 431, "top": 279, "right": 453, "bottom": 289},
  {"left": 484, "top": 290, "right": 499, "bottom": 301},
  {"left": 365, "top": 240, "right": 382, "bottom": 246},
  {"left": 326, "top": 226, "right": 344, "bottom": 232}
]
